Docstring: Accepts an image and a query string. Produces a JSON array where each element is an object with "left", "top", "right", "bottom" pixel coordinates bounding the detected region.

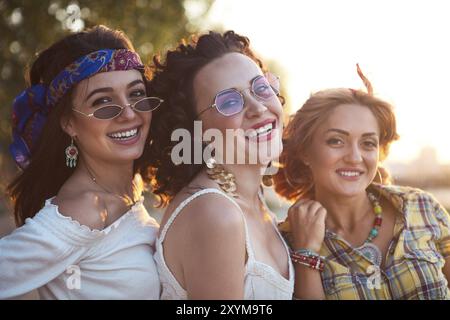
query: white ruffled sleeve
[{"left": 0, "top": 203, "right": 103, "bottom": 299}]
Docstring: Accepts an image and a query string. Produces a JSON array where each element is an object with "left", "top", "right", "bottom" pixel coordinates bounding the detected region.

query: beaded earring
[{"left": 65, "top": 137, "right": 78, "bottom": 168}]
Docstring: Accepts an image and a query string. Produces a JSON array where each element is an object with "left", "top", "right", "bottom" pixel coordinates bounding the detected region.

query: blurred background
[{"left": 1, "top": 0, "right": 450, "bottom": 240}]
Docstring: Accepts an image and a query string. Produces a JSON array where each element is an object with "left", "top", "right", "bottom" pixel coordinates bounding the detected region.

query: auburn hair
[{"left": 273, "top": 88, "right": 400, "bottom": 202}]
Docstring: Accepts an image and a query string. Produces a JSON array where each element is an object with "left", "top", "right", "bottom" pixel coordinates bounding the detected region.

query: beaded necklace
[
  {"left": 357, "top": 192, "right": 383, "bottom": 265},
  {"left": 366, "top": 192, "right": 383, "bottom": 243}
]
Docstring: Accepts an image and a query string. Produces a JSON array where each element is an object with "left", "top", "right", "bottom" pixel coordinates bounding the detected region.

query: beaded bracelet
[
  {"left": 292, "top": 248, "right": 325, "bottom": 260},
  {"left": 290, "top": 254, "right": 325, "bottom": 271},
  {"left": 290, "top": 249, "right": 325, "bottom": 271}
]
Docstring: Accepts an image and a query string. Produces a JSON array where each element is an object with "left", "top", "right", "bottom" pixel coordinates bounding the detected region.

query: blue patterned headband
[{"left": 10, "top": 49, "right": 144, "bottom": 169}]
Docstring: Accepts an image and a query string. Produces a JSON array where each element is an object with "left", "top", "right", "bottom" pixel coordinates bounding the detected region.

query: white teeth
[
  {"left": 108, "top": 128, "right": 138, "bottom": 139},
  {"left": 338, "top": 171, "right": 362, "bottom": 177},
  {"left": 247, "top": 122, "right": 274, "bottom": 138}
]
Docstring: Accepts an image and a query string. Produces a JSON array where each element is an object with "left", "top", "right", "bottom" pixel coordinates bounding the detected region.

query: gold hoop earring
[
  {"left": 262, "top": 161, "right": 274, "bottom": 187},
  {"left": 370, "top": 168, "right": 384, "bottom": 200},
  {"left": 283, "top": 167, "right": 298, "bottom": 189},
  {"left": 376, "top": 168, "right": 383, "bottom": 186},
  {"left": 262, "top": 175, "right": 274, "bottom": 187}
]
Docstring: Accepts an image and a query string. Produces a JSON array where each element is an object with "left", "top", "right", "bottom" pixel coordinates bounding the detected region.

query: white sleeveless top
[{"left": 154, "top": 188, "right": 294, "bottom": 300}]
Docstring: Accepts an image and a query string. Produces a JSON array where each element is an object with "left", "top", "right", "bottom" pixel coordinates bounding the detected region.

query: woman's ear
[{"left": 60, "top": 115, "right": 77, "bottom": 137}]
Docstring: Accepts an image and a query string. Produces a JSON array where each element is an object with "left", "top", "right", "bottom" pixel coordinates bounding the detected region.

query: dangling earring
[
  {"left": 205, "top": 157, "right": 238, "bottom": 197},
  {"left": 65, "top": 137, "right": 78, "bottom": 168}
]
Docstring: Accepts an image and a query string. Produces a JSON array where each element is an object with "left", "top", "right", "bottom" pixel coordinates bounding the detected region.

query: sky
[{"left": 193, "top": 0, "right": 450, "bottom": 165}]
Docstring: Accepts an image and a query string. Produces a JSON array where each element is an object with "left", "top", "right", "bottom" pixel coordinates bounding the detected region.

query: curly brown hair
[
  {"left": 144, "top": 31, "right": 274, "bottom": 207},
  {"left": 273, "top": 88, "right": 400, "bottom": 202}
]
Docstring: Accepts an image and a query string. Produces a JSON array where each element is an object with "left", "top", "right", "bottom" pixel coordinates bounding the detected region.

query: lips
[
  {"left": 245, "top": 119, "right": 277, "bottom": 139},
  {"left": 336, "top": 168, "right": 365, "bottom": 178},
  {"left": 107, "top": 126, "right": 141, "bottom": 140}
]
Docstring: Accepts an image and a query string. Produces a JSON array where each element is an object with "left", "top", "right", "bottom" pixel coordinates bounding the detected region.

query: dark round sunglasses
[
  {"left": 72, "top": 96, "right": 164, "bottom": 120},
  {"left": 197, "top": 73, "right": 280, "bottom": 118}
]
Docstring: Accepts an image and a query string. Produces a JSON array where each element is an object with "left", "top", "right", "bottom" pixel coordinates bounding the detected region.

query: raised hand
[{"left": 288, "top": 199, "right": 327, "bottom": 253}]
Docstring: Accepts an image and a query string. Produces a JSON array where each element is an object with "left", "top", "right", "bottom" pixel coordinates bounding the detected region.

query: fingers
[
  {"left": 288, "top": 199, "right": 325, "bottom": 217},
  {"left": 287, "top": 199, "right": 327, "bottom": 253},
  {"left": 316, "top": 207, "right": 327, "bottom": 222},
  {"left": 308, "top": 201, "right": 324, "bottom": 216}
]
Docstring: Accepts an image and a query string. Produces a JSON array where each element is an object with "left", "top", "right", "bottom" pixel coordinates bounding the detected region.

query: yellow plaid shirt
[{"left": 317, "top": 184, "right": 450, "bottom": 299}]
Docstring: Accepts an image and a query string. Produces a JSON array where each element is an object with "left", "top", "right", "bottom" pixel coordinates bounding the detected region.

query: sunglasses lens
[
  {"left": 93, "top": 105, "right": 122, "bottom": 119},
  {"left": 216, "top": 90, "right": 244, "bottom": 116},
  {"left": 253, "top": 75, "right": 278, "bottom": 100},
  {"left": 134, "top": 97, "right": 162, "bottom": 112}
]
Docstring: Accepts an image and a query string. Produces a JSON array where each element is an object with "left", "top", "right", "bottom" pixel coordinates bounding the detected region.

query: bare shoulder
[
  {"left": 166, "top": 188, "right": 246, "bottom": 244},
  {"left": 53, "top": 190, "right": 108, "bottom": 231},
  {"left": 189, "top": 192, "right": 244, "bottom": 230}
]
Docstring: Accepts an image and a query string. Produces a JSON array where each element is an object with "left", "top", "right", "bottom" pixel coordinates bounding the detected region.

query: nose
[
  {"left": 344, "top": 142, "right": 363, "bottom": 164},
  {"left": 117, "top": 97, "right": 137, "bottom": 121},
  {"left": 244, "top": 92, "right": 267, "bottom": 118}
]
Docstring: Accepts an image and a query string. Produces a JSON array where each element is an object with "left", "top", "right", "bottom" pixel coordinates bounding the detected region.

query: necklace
[
  {"left": 357, "top": 192, "right": 383, "bottom": 265},
  {"left": 365, "top": 192, "right": 383, "bottom": 243},
  {"left": 84, "top": 164, "right": 137, "bottom": 207}
]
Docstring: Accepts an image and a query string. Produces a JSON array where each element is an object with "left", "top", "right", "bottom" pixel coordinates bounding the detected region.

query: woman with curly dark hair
[
  {"left": 147, "top": 31, "right": 294, "bottom": 299},
  {"left": 274, "top": 66, "right": 450, "bottom": 300}
]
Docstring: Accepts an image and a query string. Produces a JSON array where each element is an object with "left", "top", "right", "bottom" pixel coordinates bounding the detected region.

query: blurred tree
[{"left": 0, "top": 0, "right": 213, "bottom": 201}]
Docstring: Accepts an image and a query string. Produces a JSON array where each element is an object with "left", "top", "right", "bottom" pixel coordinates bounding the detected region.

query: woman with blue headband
[{"left": 0, "top": 25, "right": 163, "bottom": 299}]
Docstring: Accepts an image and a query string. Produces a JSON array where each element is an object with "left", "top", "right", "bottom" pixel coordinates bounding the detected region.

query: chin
[
  {"left": 114, "top": 147, "right": 145, "bottom": 162},
  {"left": 333, "top": 183, "right": 369, "bottom": 198}
]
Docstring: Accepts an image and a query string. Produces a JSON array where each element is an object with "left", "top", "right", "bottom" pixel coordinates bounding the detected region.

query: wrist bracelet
[
  {"left": 290, "top": 252, "right": 325, "bottom": 271},
  {"left": 291, "top": 256, "right": 324, "bottom": 271},
  {"left": 291, "top": 248, "right": 325, "bottom": 260}
]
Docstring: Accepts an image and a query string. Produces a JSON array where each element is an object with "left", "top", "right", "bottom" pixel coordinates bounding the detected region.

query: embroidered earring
[
  {"left": 205, "top": 157, "right": 238, "bottom": 197},
  {"left": 65, "top": 137, "right": 78, "bottom": 168}
]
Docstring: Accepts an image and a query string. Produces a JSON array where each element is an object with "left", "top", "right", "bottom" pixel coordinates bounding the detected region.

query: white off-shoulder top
[{"left": 0, "top": 197, "right": 160, "bottom": 300}]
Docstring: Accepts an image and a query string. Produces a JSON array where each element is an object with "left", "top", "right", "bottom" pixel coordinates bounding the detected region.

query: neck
[
  {"left": 77, "top": 155, "right": 137, "bottom": 197},
  {"left": 224, "top": 163, "right": 265, "bottom": 206},
  {"left": 315, "top": 188, "right": 372, "bottom": 232}
]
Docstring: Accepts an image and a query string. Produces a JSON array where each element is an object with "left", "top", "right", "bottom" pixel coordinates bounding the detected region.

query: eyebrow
[
  {"left": 326, "top": 128, "right": 378, "bottom": 137},
  {"left": 84, "top": 79, "right": 145, "bottom": 102}
]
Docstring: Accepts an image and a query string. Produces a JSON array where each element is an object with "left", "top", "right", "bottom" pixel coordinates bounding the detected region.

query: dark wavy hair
[
  {"left": 8, "top": 25, "right": 154, "bottom": 226},
  {"left": 145, "top": 31, "right": 278, "bottom": 207}
]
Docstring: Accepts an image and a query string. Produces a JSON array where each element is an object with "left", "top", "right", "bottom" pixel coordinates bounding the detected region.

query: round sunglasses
[
  {"left": 72, "top": 96, "right": 164, "bottom": 120},
  {"left": 197, "top": 73, "right": 280, "bottom": 118}
]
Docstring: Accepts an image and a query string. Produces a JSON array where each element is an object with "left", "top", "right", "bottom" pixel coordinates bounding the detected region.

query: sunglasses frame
[
  {"left": 72, "top": 96, "right": 164, "bottom": 120},
  {"left": 197, "top": 73, "right": 280, "bottom": 118}
]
